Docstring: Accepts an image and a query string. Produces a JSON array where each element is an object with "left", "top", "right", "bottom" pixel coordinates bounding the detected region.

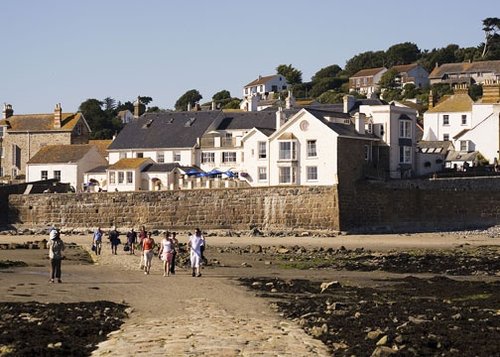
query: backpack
[{"left": 51, "top": 239, "right": 64, "bottom": 259}]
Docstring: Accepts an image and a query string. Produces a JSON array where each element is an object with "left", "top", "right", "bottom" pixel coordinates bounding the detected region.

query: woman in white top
[
  {"left": 158, "top": 231, "right": 175, "bottom": 277},
  {"left": 188, "top": 228, "right": 204, "bottom": 277}
]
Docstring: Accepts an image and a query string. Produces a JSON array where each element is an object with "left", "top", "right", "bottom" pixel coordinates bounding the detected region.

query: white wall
[
  {"left": 108, "top": 148, "right": 195, "bottom": 166},
  {"left": 268, "top": 111, "right": 338, "bottom": 186},
  {"left": 27, "top": 163, "right": 78, "bottom": 188},
  {"left": 459, "top": 109, "right": 500, "bottom": 163},
  {"left": 241, "top": 130, "right": 270, "bottom": 186}
]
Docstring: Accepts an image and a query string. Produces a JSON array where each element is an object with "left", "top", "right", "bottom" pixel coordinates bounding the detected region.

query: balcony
[{"left": 200, "top": 137, "right": 237, "bottom": 148}]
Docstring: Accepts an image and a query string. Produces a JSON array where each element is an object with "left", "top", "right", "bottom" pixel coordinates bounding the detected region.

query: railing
[{"left": 200, "top": 137, "right": 237, "bottom": 148}]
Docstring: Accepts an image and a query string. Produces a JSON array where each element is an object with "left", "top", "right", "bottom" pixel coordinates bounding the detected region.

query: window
[
  {"left": 279, "top": 167, "right": 295, "bottom": 184},
  {"left": 443, "top": 115, "right": 449, "bottom": 125},
  {"left": 307, "top": 140, "right": 317, "bottom": 157},
  {"left": 258, "top": 167, "right": 267, "bottom": 181},
  {"left": 279, "top": 141, "right": 297, "bottom": 160},
  {"left": 12, "top": 144, "right": 21, "bottom": 168},
  {"left": 461, "top": 115, "right": 467, "bottom": 125},
  {"left": 173, "top": 152, "right": 181, "bottom": 162},
  {"left": 443, "top": 134, "right": 450, "bottom": 141},
  {"left": 306, "top": 166, "right": 318, "bottom": 181},
  {"left": 0, "top": 126, "right": 4, "bottom": 138},
  {"left": 41, "top": 170, "right": 48, "bottom": 180},
  {"left": 119, "top": 152, "right": 127, "bottom": 159},
  {"left": 364, "top": 145, "right": 371, "bottom": 161},
  {"left": 0, "top": 147, "right": 3, "bottom": 158},
  {"left": 136, "top": 152, "right": 143, "bottom": 158},
  {"left": 157, "top": 152, "right": 164, "bottom": 163},
  {"left": 126, "top": 171, "right": 133, "bottom": 184},
  {"left": 399, "top": 121, "right": 411, "bottom": 138},
  {"left": 222, "top": 152, "right": 236, "bottom": 163},
  {"left": 53, "top": 170, "right": 61, "bottom": 181},
  {"left": 258, "top": 141, "right": 267, "bottom": 159},
  {"left": 202, "top": 152, "right": 215, "bottom": 163},
  {"left": 399, "top": 146, "right": 412, "bottom": 164},
  {"left": 118, "top": 172, "right": 124, "bottom": 184},
  {"left": 272, "top": 85, "right": 278, "bottom": 92},
  {"left": 109, "top": 172, "right": 116, "bottom": 184},
  {"left": 460, "top": 140, "right": 468, "bottom": 151}
]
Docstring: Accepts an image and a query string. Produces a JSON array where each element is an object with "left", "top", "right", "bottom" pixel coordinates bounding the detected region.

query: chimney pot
[
  {"left": 54, "top": 103, "right": 62, "bottom": 129},
  {"left": 2, "top": 103, "right": 14, "bottom": 119}
]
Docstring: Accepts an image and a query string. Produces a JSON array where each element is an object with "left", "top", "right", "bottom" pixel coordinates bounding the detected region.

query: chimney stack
[
  {"left": 211, "top": 100, "right": 216, "bottom": 111},
  {"left": 276, "top": 107, "right": 286, "bottom": 129},
  {"left": 2, "top": 103, "right": 13, "bottom": 119},
  {"left": 481, "top": 80, "right": 500, "bottom": 103},
  {"left": 343, "top": 95, "right": 355, "bottom": 113},
  {"left": 354, "top": 112, "right": 365, "bottom": 135},
  {"left": 133, "top": 96, "right": 141, "bottom": 118},
  {"left": 428, "top": 89, "right": 435, "bottom": 108},
  {"left": 187, "top": 102, "right": 192, "bottom": 111},
  {"left": 285, "top": 90, "right": 295, "bottom": 109},
  {"left": 53, "top": 103, "right": 62, "bottom": 129}
]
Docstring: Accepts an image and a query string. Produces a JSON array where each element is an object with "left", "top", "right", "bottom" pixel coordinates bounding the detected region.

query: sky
[{"left": 1, "top": 0, "right": 499, "bottom": 114}]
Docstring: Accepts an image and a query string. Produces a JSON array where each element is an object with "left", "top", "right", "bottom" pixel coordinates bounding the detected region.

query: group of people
[{"left": 90, "top": 226, "right": 206, "bottom": 277}]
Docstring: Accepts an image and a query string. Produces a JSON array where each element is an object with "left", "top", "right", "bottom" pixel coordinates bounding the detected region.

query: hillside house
[
  {"left": 390, "top": 63, "right": 429, "bottom": 89},
  {"left": 349, "top": 67, "right": 387, "bottom": 97},
  {"left": 240, "top": 74, "right": 289, "bottom": 111},
  {"left": 429, "top": 60, "right": 500, "bottom": 86}
]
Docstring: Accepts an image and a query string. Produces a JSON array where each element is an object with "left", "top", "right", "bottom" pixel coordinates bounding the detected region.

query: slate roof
[
  {"left": 211, "top": 111, "right": 277, "bottom": 131},
  {"left": 142, "top": 163, "right": 180, "bottom": 173},
  {"left": 391, "top": 63, "right": 419, "bottom": 73},
  {"left": 305, "top": 109, "right": 378, "bottom": 139},
  {"left": 27, "top": 144, "right": 95, "bottom": 164},
  {"left": 429, "top": 60, "right": 500, "bottom": 79},
  {"left": 108, "top": 111, "right": 223, "bottom": 150},
  {"left": 426, "top": 93, "right": 473, "bottom": 113},
  {"left": 244, "top": 75, "right": 279, "bottom": 87},
  {"left": 351, "top": 67, "right": 386, "bottom": 78},
  {"left": 0, "top": 112, "right": 83, "bottom": 132}
]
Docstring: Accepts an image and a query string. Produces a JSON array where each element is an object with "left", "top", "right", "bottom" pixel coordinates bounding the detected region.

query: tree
[
  {"left": 311, "top": 65, "right": 343, "bottom": 82},
  {"left": 344, "top": 51, "right": 385, "bottom": 76},
  {"left": 102, "top": 97, "right": 117, "bottom": 112},
  {"left": 276, "top": 64, "right": 302, "bottom": 85},
  {"left": 481, "top": 17, "right": 500, "bottom": 58},
  {"left": 378, "top": 69, "right": 400, "bottom": 90},
  {"left": 469, "top": 84, "right": 483, "bottom": 101},
  {"left": 316, "top": 90, "right": 344, "bottom": 104},
  {"left": 292, "top": 82, "right": 313, "bottom": 98},
  {"left": 309, "top": 77, "right": 346, "bottom": 98},
  {"left": 212, "top": 90, "right": 231, "bottom": 101},
  {"left": 385, "top": 42, "right": 421, "bottom": 67},
  {"left": 175, "top": 89, "right": 202, "bottom": 111},
  {"left": 419, "top": 44, "right": 460, "bottom": 72},
  {"left": 79, "top": 98, "right": 122, "bottom": 139}
]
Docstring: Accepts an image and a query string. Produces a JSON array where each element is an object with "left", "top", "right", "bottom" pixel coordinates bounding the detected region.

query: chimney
[
  {"left": 211, "top": 100, "right": 216, "bottom": 111},
  {"left": 354, "top": 113, "right": 365, "bottom": 135},
  {"left": 187, "top": 102, "right": 192, "bottom": 111},
  {"left": 54, "top": 103, "right": 62, "bottom": 129},
  {"left": 343, "top": 95, "right": 355, "bottom": 113},
  {"left": 481, "top": 80, "right": 500, "bottom": 103},
  {"left": 276, "top": 107, "right": 286, "bottom": 129},
  {"left": 428, "top": 89, "right": 435, "bottom": 108},
  {"left": 133, "top": 96, "right": 141, "bottom": 118},
  {"left": 2, "top": 103, "right": 13, "bottom": 119},
  {"left": 285, "top": 90, "right": 295, "bottom": 109},
  {"left": 249, "top": 95, "right": 258, "bottom": 112}
]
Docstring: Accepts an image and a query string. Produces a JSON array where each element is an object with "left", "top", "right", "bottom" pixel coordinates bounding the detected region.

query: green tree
[
  {"left": 311, "top": 65, "right": 343, "bottom": 82},
  {"left": 292, "top": 82, "right": 313, "bottom": 98},
  {"left": 344, "top": 50, "right": 385, "bottom": 76},
  {"left": 222, "top": 99, "right": 241, "bottom": 109},
  {"left": 316, "top": 90, "right": 345, "bottom": 104},
  {"left": 378, "top": 68, "right": 400, "bottom": 90},
  {"left": 309, "top": 78, "right": 346, "bottom": 98},
  {"left": 276, "top": 64, "right": 302, "bottom": 85},
  {"left": 212, "top": 90, "right": 231, "bottom": 101},
  {"left": 419, "top": 44, "right": 460, "bottom": 72},
  {"left": 385, "top": 42, "right": 421, "bottom": 67},
  {"left": 175, "top": 89, "right": 202, "bottom": 111},
  {"left": 79, "top": 98, "right": 122, "bottom": 139},
  {"left": 469, "top": 84, "right": 483, "bottom": 101}
]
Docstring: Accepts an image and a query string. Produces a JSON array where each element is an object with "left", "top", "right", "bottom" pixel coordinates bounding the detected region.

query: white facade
[
  {"left": 359, "top": 104, "right": 417, "bottom": 178},
  {"left": 423, "top": 111, "right": 472, "bottom": 142},
  {"left": 268, "top": 110, "right": 340, "bottom": 186},
  {"left": 199, "top": 130, "right": 247, "bottom": 174},
  {"left": 108, "top": 148, "right": 194, "bottom": 166},
  {"left": 241, "top": 129, "right": 271, "bottom": 186},
  {"left": 107, "top": 158, "right": 154, "bottom": 192},
  {"left": 27, "top": 148, "right": 107, "bottom": 191},
  {"left": 243, "top": 75, "right": 288, "bottom": 99}
]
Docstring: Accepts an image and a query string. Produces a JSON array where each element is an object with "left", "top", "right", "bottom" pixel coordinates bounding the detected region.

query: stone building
[{"left": 0, "top": 103, "right": 91, "bottom": 181}]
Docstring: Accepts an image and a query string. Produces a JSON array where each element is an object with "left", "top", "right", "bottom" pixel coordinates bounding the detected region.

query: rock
[
  {"left": 408, "top": 316, "right": 430, "bottom": 324},
  {"left": 354, "top": 311, "right": 361, "bottom": 319},
  {"left": 248, "top": 244, "right": 263, "bottom": 253},
  {"left": 367, "top": 329, "right": 383, "bottom": 340},
  {"left": 310, "top": 323, "right": 328, "bottom": 337},
  {"left": 451, "top": 313, "right": 462, "bottom": 320},
  {"left": 277, "top": 247, "right": 290, "bottom": 254},
  {"left": 320, "top": 281, "right": 340, "bottom": 293},
  {"left": 332, "top": 342, "right": 349, "bottom": 350},
  {"left": 300, "top": 232, "right": 310, "bottom": 237},
  {"left": 371, "top": 346, "right": 396, "bottom": 356},
  {"left": 376, "top": 335, "right": 388, "bottom": 346}
]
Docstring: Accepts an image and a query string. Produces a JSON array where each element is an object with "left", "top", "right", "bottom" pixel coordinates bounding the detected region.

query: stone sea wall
[{"left": 8, "top": 186, "right": 339, "bottom": 231}]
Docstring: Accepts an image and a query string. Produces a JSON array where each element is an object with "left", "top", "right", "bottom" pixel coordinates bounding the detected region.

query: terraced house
[{"left": 0, "top": 103, "right": 91, "bottom": 181}]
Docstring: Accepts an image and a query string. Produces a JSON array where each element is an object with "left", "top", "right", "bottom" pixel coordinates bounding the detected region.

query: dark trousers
[
  {"left": 170, "top": 251, "right": 176, "bottom": 274},
  {"left": 50, "top": 259, "right": 62, "bottom": 279}
]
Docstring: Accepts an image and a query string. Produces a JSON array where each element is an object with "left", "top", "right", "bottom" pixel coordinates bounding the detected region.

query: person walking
[
  {"left": 170, "top": 232, "right": 179, "bottom": 275},
  {"left": 142, "top": 232, "right": 155, "bottom": 275},
  {"left": 188, "top": 228, "right": 204, "bottom": 277},
  {"left": 126, "top": 228, "right": 137, "bottom": 255},
  {"left": 47, "top": 227, "right": 65, "bottom": 283},
  {"left": 109, "top": 226, "right": 120, "bottom": 255},
  {"left": 92, "top": 227, "right": 103, "bottom": 255},
  {"left": 138, "top": 226, "right": 147, "bottom": 270},
  {"left": 158, "top": 231, "right": 175, "bottom": 277}
]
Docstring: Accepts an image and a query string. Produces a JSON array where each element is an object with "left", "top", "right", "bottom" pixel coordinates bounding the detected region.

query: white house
[
  {"left": 26, "top": 144, "right": 108, "bottom": 191},
  {"left": 356, "top": 102, "right": 418, "bottom": 178},
  {"left": 349, "top": 67, "right": 387, "bottom": 97},
  {"left": 107, "top": 158, "right": 154, "bottom": 192},
  {"left": 241, "top": 127, "right": 274, "bottom": 186},
  {"left": 423, "top": 82, "right": 500, "bottom": 166},
  {"left": 267, "top": 108, "right": 382, "bottom": 186},
  {"left": 240, "top": 74, "right": 289, "bottom": 111},
  {"left": 117, "top": 110, "right": 134, "bottom": 124}
]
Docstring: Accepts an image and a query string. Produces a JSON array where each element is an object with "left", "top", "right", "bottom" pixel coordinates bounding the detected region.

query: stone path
[{"left": 88, "top": 243, "right": 330, "bottom": 356}]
